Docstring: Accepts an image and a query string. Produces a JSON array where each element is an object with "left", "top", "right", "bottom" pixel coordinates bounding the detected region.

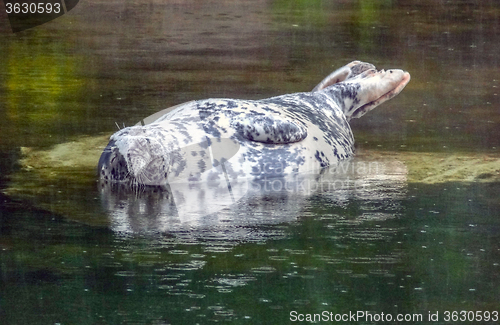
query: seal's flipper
[
  {"left": 232, "top": 114, "right": 307, "bottom": 144},
  {"left": 312, "top": 61, "right": 376, "bottom": 92}
]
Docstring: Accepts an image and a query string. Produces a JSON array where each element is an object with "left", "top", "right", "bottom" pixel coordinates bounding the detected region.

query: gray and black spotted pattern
[{"left": 98, "top": 61, "right": 410, "bottom": 186}]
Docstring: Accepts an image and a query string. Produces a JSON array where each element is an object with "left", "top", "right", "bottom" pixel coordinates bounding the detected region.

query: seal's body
[{"left": 98, "top": 61, "right": 410, "bottom": 186}]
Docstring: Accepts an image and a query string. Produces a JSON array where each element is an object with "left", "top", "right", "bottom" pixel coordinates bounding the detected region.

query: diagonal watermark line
[{"left": 60, "top": 0, "right": 67, "bottom": 13}]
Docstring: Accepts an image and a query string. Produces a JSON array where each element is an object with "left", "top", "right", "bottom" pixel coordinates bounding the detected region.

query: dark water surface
[{"left": 1, "top": 1, "right": 499, "bottom": 324}]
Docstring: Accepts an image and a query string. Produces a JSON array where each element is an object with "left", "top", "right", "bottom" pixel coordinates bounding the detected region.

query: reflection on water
[
  {"left": 1, "top": 0, "right": 500, "bottom": 324},
  {"left": 99, "top": 157, "right": 406, "bottom": 236},
  {"left": 2, "top": 177, "right": 499, "bottom": 324}
]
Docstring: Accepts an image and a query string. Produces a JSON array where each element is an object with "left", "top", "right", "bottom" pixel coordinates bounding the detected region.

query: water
[{"left": 1, "top": 1, "right": 499, "bottom": 324}]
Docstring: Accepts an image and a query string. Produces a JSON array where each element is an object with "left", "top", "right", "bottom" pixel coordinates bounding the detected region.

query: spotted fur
[{"left": 98, "top": 61, "right": 410, "bottom": 186}]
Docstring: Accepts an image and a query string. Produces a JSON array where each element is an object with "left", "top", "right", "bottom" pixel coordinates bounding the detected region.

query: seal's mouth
[{"left": 350, "top": 71, "right": 411, "bottom": 120}]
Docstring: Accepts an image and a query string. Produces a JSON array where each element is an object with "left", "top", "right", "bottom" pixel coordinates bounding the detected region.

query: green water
[
  {"left": 1, "top": 1, "right": 499, "bottom": 324},
  {"left": 1, "top": 182, "right": 499, "bottom": 324}
]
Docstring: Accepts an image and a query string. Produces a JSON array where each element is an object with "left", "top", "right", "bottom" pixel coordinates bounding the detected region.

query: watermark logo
[{"left": 3, "top": 0, "right": 79, "bottom": 33}]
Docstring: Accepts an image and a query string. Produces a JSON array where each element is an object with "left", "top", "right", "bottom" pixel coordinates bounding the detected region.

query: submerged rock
[{"left": 2, "top": 134, "right": 499, "bottom": 234}]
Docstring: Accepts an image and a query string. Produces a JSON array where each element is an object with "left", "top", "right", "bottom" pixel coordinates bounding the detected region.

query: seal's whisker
[{"left": 115, "top": 122, "right": 121, "bottom": 130}]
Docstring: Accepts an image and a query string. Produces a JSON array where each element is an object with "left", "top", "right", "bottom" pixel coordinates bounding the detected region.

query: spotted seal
[{"left": 98, "top": 61, "right": 410, "bottom": 186}]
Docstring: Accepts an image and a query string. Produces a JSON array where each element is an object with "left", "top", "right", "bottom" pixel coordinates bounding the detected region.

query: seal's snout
[
  {"left": 125, "top": 137, "right": 169, "bottom": 185},
  {"left": 98, "top": 134, "right": 170, "bottom": 186}
]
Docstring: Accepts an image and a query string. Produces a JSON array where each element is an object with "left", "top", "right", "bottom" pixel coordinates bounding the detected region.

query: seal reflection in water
[
  {"left": 100, "top": 157, "right": 409, "bottom": 234},
  {"left": 98, "top": 61, "right": 410, "bottom": 187}
]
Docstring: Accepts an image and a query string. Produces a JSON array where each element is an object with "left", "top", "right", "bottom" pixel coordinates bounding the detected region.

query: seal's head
[{"left": 98, "top": 127, "right": 170, "bottom": 186}]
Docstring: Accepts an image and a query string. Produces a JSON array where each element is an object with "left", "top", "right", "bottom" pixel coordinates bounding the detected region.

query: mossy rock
[{"left": 3, "top": 134, "right": 499, "bottom": 227}]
